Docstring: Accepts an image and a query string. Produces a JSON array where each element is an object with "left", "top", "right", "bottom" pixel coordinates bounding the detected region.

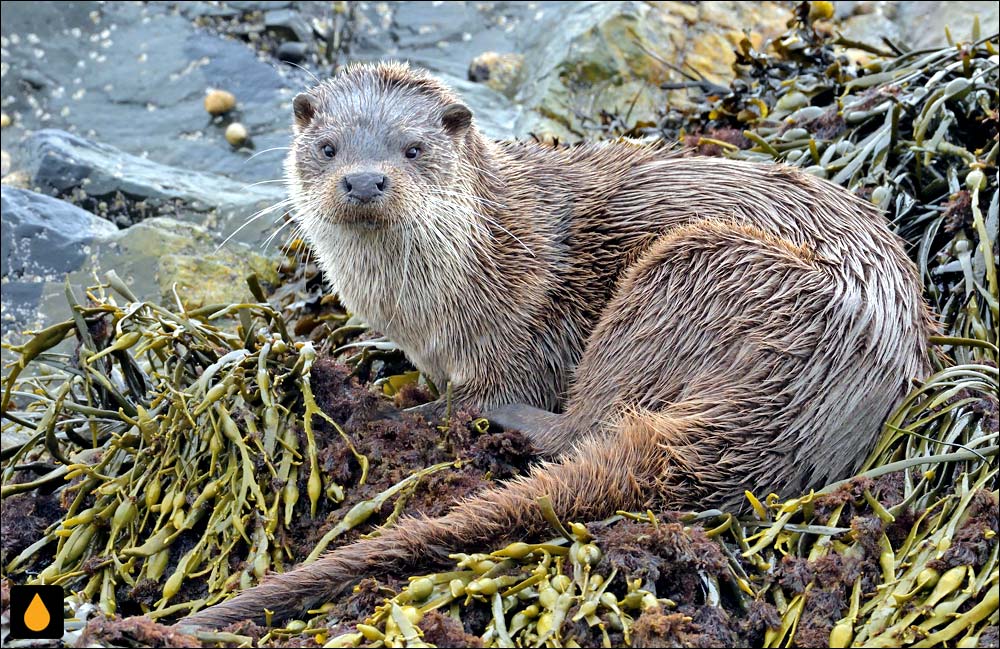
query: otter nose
[{"left": 342, "top": 171, "right": 387, "bottom": 203}]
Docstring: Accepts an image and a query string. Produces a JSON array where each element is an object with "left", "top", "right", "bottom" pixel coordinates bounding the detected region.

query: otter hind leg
[{"left": 560, "top": 218, "right": 917, "bottom": 506}]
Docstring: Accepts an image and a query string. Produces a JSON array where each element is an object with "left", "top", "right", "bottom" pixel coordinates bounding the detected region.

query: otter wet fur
[{"left": 180, "top": 61, "right": 934, "bottom": 628}]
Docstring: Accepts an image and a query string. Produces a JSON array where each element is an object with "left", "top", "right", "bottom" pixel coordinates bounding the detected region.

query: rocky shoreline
[{"left": 2, "top": 1, "right": 997, "bottom": 337}]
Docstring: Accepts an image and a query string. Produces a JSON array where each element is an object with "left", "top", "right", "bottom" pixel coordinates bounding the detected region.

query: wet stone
[
  {"left": 264, "top": 8, "right": 313, "bottom": 42},
  {"left": 0, "top": 186, "right": 118, "bottom": 331},
  {"left": 24, "top": 129, "right": 283, "bottom": 240},
  {"left": 277, "top": 41, "right": 309, "bottom": 63},
  {"left": 0, "top": 186, "right": 118, "bottom": 280}
]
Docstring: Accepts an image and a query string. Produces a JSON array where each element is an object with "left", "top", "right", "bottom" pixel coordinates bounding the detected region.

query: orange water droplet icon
[{"left": 25, "top": 592, "right": 51, "bottom": 632}]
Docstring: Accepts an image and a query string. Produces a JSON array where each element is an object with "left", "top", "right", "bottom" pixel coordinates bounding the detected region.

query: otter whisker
[
  {"left": 427, "top": 188, "right": 535, "bottom": 257},
  {"left": 244, "top": 198, "right": 295, "bottom": 225},
  {"left": 473, "top": 211, "right": 535, "bottom": 258},
  {"left": 289, "top": 222, "right": 312, "bottom": 271},
  {"left": 245, "top": 146, "right": 291, "bottom": 163},
  {"left": 279, "top": 223, "right": 306, "bottom": 259},
  {"left": 242, "top": 178, "right": 288, "bottom": 190},
  {"left": 464, "top": 162, "right": 506, "bottom": 185},
  {"left": 261, "top": 211, "right": 297, "bottom": 251},
  {"left": 282, "top": 60, "right": 321, "bottom": 85},
  {"left": 490, "top": 228, "right": 535, "bottom": 257},
  {"left": 419, "top": 208, "right": 458, "bottom": 256},
  {"left": 384, "top": 227, "right": 412, "bottom": 335},
  {"left": 215, "top": 198, "right": 295, "bottom": 252}
]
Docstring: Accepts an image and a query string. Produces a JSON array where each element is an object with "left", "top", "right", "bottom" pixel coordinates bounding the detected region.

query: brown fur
[{"left": 180, "top": 62, "right": 933, "bottom": 628}]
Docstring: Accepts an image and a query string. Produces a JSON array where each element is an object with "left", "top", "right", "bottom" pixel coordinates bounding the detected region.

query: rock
[
  {"left": 204, "top": 89, "right": 237, "bottom": 115},
  {"left": 3, "top": 211, "right": 281, "bottom": 340},
  {"left": 264, "top": 8, "right": 312, "bottom": 42},
  {"left": 828, "top": 0, "right": 995, "bottom": 62},
  {"left": 511, "top": 1, "right": 790, "bottom": 140},
  {"left": 468, "top": 52, "right": 525, "bottom": 97},
  {"left": 179, "top": 2, "right": 243, "bottom": 19},
  {"left": 89, "top": 217, "right": 280, "bottom": 311},
  {"left": 442, "top": 77, "right": 522, "bottom": 140},
  {"left": 157, "top": 252, "right": 278, "bottom": 309},
  {"left": 2, "top": 171, "right": 31, "bottom": 189},
  {"left": 1, "top": 187, "right": 118, "bottom": 332},
  {"left": 1, "top": 186, "right": 118, "bottom": 280},
  {"left": 25, "top": 129, "right": 284, "bottom": 243},
  {"left": 837, "top": 2, "right": 903, "bottom": 59},
  {"left": 349, "top": 2, "right": 549, "bottom": 77},
  {"left": 896, "top": 1, "right": 999, "bottom": 49},
  {"left": 277, "top": 41, "right": 309, "bottom": 64},
  {"left": 225, "top": 122, "right": 249, "bottom": 147},
  {"left": 229, "top": 1, "right": 292, "bottom": 12}
]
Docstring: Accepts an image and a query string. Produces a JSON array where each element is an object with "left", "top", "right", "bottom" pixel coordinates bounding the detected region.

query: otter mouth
[{"left": 333, "top": 205, "right": 392, "bottom": 230}]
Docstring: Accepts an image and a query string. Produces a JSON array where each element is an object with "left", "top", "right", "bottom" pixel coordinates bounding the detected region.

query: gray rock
[
  {"left": 230, "top": 1, "right": 292, "bottom": 12},
  {"left": 178, "top": 1, "right": 294, "bottom": 19},
  {"left": 1, "top": 186, "right": 118, "bottom": 331},
  {"left": 277, "top": 41, "right": 309, "bottom": 64},
  {"left": 179, "top": 2, "right": 243, "bottom": 19},
  {"left": 896, "top": 1, "right": 998, "bottom": 49},
  {"left": 441, "top": 77, "right": 523, "bottom": 141},
  {"left": 837, "top": 1, "right": 998, "bottom": 51},
  {"left": 837, "top": 2, "right": 904, "bottom": 49},
  {"left": 25, "top": 129, "right": 285, "bottom": 244},
  {"left": 265, "top": 8, "right": 312, "bottom": 43},
  {"left": 3, "top": 208, "right": 282, "bottom": 343},
  {"left": 1, "top": 186, "right": 118, "bottom": 279},
  {"left": 347, "top": 2, "right": 577, "bottom": 79}
]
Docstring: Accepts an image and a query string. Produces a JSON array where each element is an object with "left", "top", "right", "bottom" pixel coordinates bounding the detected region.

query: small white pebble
[{"left": 225, "top": 122, "right": 248, "bottom": 147}]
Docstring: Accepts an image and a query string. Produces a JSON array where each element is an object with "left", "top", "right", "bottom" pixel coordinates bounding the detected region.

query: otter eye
[
  {"left": 404, "top": 145, "right": 422, "bottom": 160},
  {"left": 321, "top": 143, "right": 336, "bottom": 159}
]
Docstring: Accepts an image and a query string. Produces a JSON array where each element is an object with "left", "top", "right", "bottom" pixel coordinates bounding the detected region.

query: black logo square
[{"left": 8, "top": 584, "right": 64, "bottom": 640}]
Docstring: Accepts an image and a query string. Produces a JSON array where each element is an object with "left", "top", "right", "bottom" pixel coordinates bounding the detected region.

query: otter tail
[{"left": 179, "top": 408, "right": 702, "bottom": 629}]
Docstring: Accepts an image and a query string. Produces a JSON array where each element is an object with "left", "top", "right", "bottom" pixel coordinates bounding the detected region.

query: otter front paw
[
  {"left": 403, "top": 399, "right": 448, "bottom": 421},
  {"left": 483, "top": 403, "right": 565, "bottom": 457}
]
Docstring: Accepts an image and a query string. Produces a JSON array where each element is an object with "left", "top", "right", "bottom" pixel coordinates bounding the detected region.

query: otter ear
[
  {"left": 292, "top": 93, "right": 316, "bottom": 131},
  {"left": 441, "top": 103, "right": 472, "bottom": 135}
]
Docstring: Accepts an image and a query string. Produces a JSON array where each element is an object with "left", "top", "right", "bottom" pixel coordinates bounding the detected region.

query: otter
[{"left": 181, "top": 62, "right": 933, "bottom": 628}]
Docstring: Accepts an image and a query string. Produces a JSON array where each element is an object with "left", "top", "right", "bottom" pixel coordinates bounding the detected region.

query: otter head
[{"left": 286, "top": 62, "right": 476, "bottom": 232}]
